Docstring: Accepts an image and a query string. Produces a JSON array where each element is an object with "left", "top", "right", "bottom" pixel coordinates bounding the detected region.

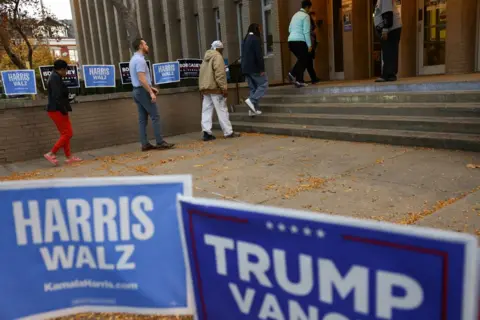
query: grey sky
[{"left": 43, "top": 0, "right": 72, "bottom": 20}]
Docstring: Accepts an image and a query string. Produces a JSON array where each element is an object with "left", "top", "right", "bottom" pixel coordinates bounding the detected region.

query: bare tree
[
  {"left": 108, "top": 0, "right": 139, "bottom": 49},
  {"left": 0, "top": 0, "right": 61, "bottom": 69}
]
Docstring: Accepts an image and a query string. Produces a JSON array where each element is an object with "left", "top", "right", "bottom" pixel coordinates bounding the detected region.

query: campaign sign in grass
[
  {"left": 153, "top": 62, "right": 180, "bottom": 85},
  {"left": 177, "top": 196, "right": 478, "bottom": 320},
  {"left": 0, "top": 176, "right": 193, "bottom": 319},
  {"left": 83, "top": 65, "right": 116, "bottom": 88},
  {"left": 39, "top": 65, "right": 80, "bottom": 90},
  {"left": 178, "top": 59, "right": 203, "bottom": 79},
  {"left": 119, "top": 61, "right": 152, "bottom": 85},
  {"left": 1, "top": 70, "right": 37, "bottom": 95}
]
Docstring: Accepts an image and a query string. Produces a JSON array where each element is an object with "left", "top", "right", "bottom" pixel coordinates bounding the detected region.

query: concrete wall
[{"left": 0, "top": 86, "right": 249, "bottom": 164}]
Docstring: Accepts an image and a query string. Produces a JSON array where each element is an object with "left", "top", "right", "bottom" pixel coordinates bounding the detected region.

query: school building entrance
[{"left": 277, "top": 0, "right": 479, "bottom": 82}]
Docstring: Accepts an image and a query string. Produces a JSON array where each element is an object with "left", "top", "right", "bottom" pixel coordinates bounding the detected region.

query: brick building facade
[{"left": 71, "top": 0, "right": 480, "bottom": 83}]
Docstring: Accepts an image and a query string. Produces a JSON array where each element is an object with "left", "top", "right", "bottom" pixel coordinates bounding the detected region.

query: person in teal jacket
[{"left": 288, "top": 0, "right": 313, "bottom": 88}]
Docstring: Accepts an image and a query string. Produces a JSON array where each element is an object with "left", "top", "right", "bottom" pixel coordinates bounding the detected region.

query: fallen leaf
[{"left": 466, "top": 164, "right": 480, "bottom": 169}]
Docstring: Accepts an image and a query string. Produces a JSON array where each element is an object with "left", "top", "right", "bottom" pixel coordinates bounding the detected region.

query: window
[
  {"left": 195, "top": 14, "right": 202, "bottom": 56},
  {"left": 69, "top": 49, "right": 78, "bottom": 62},
  {"left": 236, "top": 2, "right": 244, "bottom": 56},
  {"left": 215, "top": 8, "right": 222, "bottom": 41},
  {"left": 262, "top": 0, "right": 273, "bottom": 54}
]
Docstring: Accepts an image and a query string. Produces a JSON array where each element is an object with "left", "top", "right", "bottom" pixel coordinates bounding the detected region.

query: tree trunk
[
  {"left": 108, "top": 0, "right": 140, "bottom": 50},
  {"left": 0, "top": 23, "right": 26, "bottom": 69}
]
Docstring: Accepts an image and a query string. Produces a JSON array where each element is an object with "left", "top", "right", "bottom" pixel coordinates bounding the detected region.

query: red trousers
[{"left": 48, "top": 111, "right": 73, "bottom": 157}]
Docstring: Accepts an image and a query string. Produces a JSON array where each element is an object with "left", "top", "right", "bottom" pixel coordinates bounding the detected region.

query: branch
[
  {"left": 109, "top": 0, "right": 139, "bottom": 48},
  {"left": 12, "top": 0, "right": 33, "bottom": 67},
  {"left": 0, "top": 22, "right": 26, "bottom": 69}
]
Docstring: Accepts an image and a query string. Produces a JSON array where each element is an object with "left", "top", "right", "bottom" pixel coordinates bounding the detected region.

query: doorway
[
  {"left": 369, "top": 0, "right": 382, "bottom": 78},
  {"left": 328, "top": 0, "right": 344, "bottom": 80},
  {"left": 417, "top": 0, "right": 447, "bottom": 75}
]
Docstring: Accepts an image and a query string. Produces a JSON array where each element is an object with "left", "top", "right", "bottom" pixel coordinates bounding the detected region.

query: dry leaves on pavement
[{"left": 466, "top": 164, "right": 480, "bottom": 169}]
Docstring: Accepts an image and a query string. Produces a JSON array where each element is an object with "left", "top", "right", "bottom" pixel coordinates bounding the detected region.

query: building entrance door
[
  {"left": 328, "top": 0, "right": 344, "bottom": 80},
  {"left": 418, "top": 0, "right": 447, "bottom": 75}
]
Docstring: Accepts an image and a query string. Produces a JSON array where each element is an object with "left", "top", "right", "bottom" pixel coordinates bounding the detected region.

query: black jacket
[
  {"left": 241, "top": 34, "right": 265, "bottom": 75},
  {"left": 46, "top": 71, "right": 72, "bottom": 115}
]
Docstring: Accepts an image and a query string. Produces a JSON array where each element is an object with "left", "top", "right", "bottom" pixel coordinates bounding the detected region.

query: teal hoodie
[{"left": 288, "top": 9, "right": 312, "bottom": 48}]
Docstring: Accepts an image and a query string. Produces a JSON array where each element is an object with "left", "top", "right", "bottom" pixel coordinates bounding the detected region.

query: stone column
[
  {"left": 218, "top": 0, "right": 239, "bottom": 62},
  {"left": 135, "top": 0, "right": 154, "bottom": 60},
  {"left": 197, "top": 0, "right": 216, "bottom": 52},
  {"left": 103, "top": 0, "right": 120, "bottom": 65},
  {"left": 148, "top": 0, "right": 169, "bottom": 62},
  {"left": 114, "top": 0, "right": 131, "bottom": 62},
  {"left": 162, "top": 0, "right": 183, "bottom": 60},
  {"left": 446, "top": 0, "right": 477, "bottom": 73},
  {"left": 70, "top": 0, "right": 87, "bottom": 65},
  {"left": 78, "top": 0, "right": 94, "bottom": 64},
  {"left": 94, "top": 0, "right": 109, "bottom": 64},
  {"left": 179, "top": 0, "right": 200, "bottom": 58},
  {"left": 86, "top": 0, "right": 101, "bottom": 64}
]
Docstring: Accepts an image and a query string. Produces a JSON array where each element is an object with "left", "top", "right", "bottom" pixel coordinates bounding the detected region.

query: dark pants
[
  {"left": 381, "top": 28, "right": 402, "bottom": 80},
  {"left": 306, "top": 52, "right": 318, "bottom": 83},
  {"left": 132, "top": 87, "right": 164, "bottom": 147},
  {"left": 289, "top": 41, "right": 309, "bottom": 83}
]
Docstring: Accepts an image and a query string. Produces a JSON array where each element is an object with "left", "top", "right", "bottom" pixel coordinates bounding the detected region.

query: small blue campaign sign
[
  {"left": 0, "top": 176, "right": 193, "bottom": 319},
  {"left": 83, "top": 65, "right": 116, "bottom": 88},
  {"left": 177, "top": 196, "right": 478, "bottom": 320},
  {"left": 153, "top": 62, "right": 180, "bottom": 85},
  {"left": 1, "top": 70, "right": 37, "bottom": 95}
]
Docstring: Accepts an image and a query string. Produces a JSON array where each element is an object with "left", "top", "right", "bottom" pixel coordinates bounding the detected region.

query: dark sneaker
[
  {"left": 386, "top": 76, "right": 398, "bottom": 82},
  {"left": 311, "top": 78, "right": 320, "bottom": 85},
  {"left": 295, "top": 81, "right": 308, "bottom": 88},
  {"left": 225, "top": 132, "right": 241, "bottom": 139},
  {"left": 203, "top": 132, "right": 216, "bottom": 141},
  {"left": 155, "top": 141, "right": 175, "bottom": 150},
  {"left": 375, "top": 78, "right": 387, "bottom": 83},
  {"left": 141, "top": 144, "right": 156, "bottom": 152}
]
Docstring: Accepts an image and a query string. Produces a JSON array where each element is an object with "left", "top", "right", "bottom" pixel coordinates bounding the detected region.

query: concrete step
[
  {"left": 271, "top": 80, "right": 480, "bottom": 95},
  {"left": 261, "top": 91, "right": 480, "bottom": 104},
  {"left": 218, "top": 121, "right": 480, "bottom": 152},
  {"left": 229, "top": 113, "right": 480, "bottom": 134},
  {"left": 234, "top": 103, "right": 480, "bottom": 118}
]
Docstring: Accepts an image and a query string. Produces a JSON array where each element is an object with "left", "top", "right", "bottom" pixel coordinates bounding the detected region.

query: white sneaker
[
  {"left": 244, "top": 98, "right": 257, "bottom": 113},
  {"left": 249, "top": 110, "right": 262, "bottom": 117}
]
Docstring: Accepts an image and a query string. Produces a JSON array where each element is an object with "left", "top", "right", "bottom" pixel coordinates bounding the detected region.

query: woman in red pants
[{"left": 44, "top": 59, "right": 82, "bottom": 166}]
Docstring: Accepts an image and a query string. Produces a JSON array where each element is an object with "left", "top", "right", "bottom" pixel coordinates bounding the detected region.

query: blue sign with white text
[
  {"left": 1, "top": 70, "right": 37, "bottom": 95},
  {"left": 83, "top": 65, "right": 116, "bottom": 88},
  {"left": 153, "top": 62, "right": 180, "bottom": 85},
  {"left": 178, "top": 197, "right": 477, "bottom": 320},
  {"left": 0, "top": 176, "right": 193, "bottom": 319}
]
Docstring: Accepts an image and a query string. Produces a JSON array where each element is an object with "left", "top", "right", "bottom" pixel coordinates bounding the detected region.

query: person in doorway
[
  {"left": 288, "top": 0, "right": 313, "bottom": 88},
  {"left": 44, "top": 59, "right": 82, "bottom": 166},
  {"left": 130, "top": 38, "right": 174, "bottom": 151},
  {"left": 199, "top": 40, "right": 240, "bottom": 141},
  {"left": 374, "top": 0, "right": 402, "bottom": 82},
  {"left": 307, "top": 11, "right": 320, "bottom": 84},
  {"left": 241, "top": 23, "right": 267, "bottom": 117}
]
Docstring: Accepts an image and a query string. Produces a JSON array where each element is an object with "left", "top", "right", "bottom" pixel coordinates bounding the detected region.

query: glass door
[
  {"left": 418, "top": 0, "right": 447, "bottom": 75},
  {"left": 328, "top": 0, "right": 344, "bottom": 80}
]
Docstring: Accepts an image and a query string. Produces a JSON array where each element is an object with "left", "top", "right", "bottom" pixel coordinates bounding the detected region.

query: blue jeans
[
  {"left": 132, "top": 87, "right": 165, "bottom": 146},
  {"left": 246, "top": 73, "right": 268, "bottom": 108}
]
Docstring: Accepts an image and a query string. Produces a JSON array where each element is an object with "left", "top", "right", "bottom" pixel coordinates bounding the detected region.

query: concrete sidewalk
[{"left": 1, "top": 132, "right": 479, "bottom": 237}]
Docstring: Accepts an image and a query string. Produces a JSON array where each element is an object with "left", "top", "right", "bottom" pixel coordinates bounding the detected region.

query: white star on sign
[
  {"left": 316, "top": 229, "right": 326, "bottom": 238},
  {"left": 278, "top": 223, "right": 286, "bottom": 232},
  {"left": 290, "top": 225, "right": 299, "bottom": 234},
  {"left": 303, "top": 227, "right": 312, "bottom": 236},
  {"left": 266, "top": 221, "right": 274, "bottom": 230}
]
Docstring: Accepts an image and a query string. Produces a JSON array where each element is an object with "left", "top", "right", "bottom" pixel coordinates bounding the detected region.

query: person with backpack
[{"left": 241, "top": 23, "right": 267, "bottom": 117}]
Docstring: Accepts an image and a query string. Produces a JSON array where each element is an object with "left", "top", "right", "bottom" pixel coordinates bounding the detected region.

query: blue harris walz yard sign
[
  {"left": 83, "top": 65, "right": 116, "bottom": 88},
  {"left": 177, "top": 196, "right": 478, "bottom": 320},
  {"left": 153, "top": 62, "right": 180, "bottom": 85},
  {"left": 1, "top": 70, "right": 37, "bottom": 95},
  {"left": 0, "top": 176, "right": 193, "bottom": 319}
]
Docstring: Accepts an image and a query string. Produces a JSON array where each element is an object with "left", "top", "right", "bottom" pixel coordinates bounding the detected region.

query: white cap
[{"left": 211, "top": 40, "right": 224, "bottom": 50}]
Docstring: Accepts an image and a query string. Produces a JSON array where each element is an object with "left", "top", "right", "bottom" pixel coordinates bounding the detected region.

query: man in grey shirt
[{"left": 374, "top": 0, "right": 402, "bottom": 82}]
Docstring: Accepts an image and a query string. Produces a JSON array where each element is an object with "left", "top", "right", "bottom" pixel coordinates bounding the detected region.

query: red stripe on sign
[
  {"left": 343, "top": 235, "right": 449, "bottom": 320},
  {"left": 187, "top": 209, "right": 249, "bottom": 320}
]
